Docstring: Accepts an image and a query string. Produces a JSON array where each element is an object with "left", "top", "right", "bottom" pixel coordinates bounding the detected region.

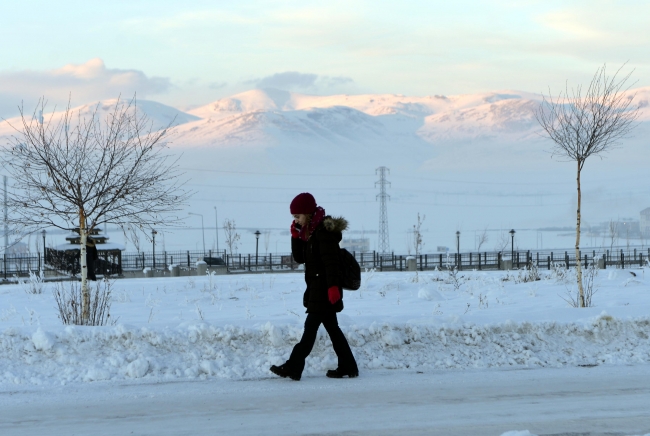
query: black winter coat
[{"left": 291, "top": 216, "right": 347, "bottom": 313}]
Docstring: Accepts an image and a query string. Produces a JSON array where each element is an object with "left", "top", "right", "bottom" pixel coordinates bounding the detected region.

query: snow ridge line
[{"left": 1, "top": 314, "right": 649, "bottom": 386}]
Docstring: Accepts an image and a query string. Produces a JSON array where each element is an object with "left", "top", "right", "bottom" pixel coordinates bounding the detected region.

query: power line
[
  {"left": 179, "top": 167, "right": 371, "bottom": 177},
  {"left": 179, "top": 166, "right": 648, "bottom": 186}
]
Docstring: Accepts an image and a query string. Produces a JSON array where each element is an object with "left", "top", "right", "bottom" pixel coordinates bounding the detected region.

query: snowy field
[{"left": 2, "top": 267, "right": 650, "bottom": 435}]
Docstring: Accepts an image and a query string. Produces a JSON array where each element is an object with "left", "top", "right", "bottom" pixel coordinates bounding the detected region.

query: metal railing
[{"left": 7, "top": 246, "right": 650, "bottom": 280}]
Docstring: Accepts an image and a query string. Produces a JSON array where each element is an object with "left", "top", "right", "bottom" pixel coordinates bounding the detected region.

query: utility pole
[
  {"left": 3, "top": 175, "right": 7, "bottom": 252},
  {"left": 375, "top": 166, "right": 391, "bottom": 254},
  {"left": 214, "top": 206, "right": 219, "bottom": 253}
]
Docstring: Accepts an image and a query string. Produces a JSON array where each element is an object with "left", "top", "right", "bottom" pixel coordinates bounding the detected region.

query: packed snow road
[{"left": 2, "top": 365, "right": 650, "bottom": 436}]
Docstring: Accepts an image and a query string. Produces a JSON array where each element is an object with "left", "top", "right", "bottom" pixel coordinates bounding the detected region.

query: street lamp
[
  {"left": 255, "top": 230, "right": 261, "bottom": 269},
  {"left": 189, "top": 212, "right": 205, "bottom": 256},
  {"left": 456, "top": 231, "right": 460, "bottom": 267},
  {"left": 152, "top": 229, "right": 157, "bottom": 269},
  {"left": 213, "top": 206, "right": 219, "bottom": 253},
  {"left": 510, "top": 229, "right": 516, "bottom": 265},
  {"left": 41, "top": 229, "right": 46, "bottom": 266}
]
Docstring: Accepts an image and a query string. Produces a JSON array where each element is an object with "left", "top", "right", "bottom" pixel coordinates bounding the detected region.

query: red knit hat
[{"left": 290, "top": 193, "right": 317, "bottom": 214}]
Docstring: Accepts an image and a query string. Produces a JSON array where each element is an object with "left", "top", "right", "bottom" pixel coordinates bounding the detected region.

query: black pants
[{"left": 288, "top": 312, "right": 358, "bottom": 375}]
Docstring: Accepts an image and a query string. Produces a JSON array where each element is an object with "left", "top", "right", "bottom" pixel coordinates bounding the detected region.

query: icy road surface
[{"left": 2, "top": 365, "right": 650, "bottom": 436}]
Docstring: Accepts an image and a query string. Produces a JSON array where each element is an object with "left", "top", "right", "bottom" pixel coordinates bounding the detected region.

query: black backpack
[{"left": 340, "top": 248, "right": 361, "bottom": 290}]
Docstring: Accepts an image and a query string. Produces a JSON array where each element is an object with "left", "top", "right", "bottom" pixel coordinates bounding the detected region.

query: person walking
[{"left": 270, "top": 193, "right": 359, "bottom": 381}]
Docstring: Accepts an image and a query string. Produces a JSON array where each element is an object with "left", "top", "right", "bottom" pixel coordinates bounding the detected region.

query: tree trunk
[
  {"left": 576, "top": 163, "right": 585, "bottom": 307},
  {"left": 79, "top": 209, "right": 90, "bottom": 323}
]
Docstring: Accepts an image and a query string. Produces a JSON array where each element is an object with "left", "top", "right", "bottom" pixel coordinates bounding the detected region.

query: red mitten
[
  {"left": 290, "top": 221, "right": 301, "bottom": 238},
  {"left": 328, "top": 286, "right": 341, "bottom": 304}
]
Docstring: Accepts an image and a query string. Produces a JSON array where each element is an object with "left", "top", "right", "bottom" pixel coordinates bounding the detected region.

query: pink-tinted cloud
[{"left": 0, "top": 58, "right": 171, "bottom": 119}]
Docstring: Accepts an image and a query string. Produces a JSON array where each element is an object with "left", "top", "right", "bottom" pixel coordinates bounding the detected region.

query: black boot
[
  {"left": 270, "top": 363, "right": 301, "bottom": 381},
  {"left": 326, "top": 368, "right": 359, "bottom": 379}
]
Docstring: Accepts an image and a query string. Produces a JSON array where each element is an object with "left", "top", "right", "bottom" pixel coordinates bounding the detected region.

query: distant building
[
  {"left": 641, "top": 208, "right": 650, "bottom": 236},
  {"left": 341, "top": 238, "right": 370, "bottom": 253},
  {"left": 618, "top": 218, "right": 640, "bottom": 238}
]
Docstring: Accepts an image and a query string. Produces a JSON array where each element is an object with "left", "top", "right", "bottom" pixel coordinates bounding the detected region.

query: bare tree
[
  {"left": 1, "top": 97, "right": 191, "bottom": 323},
  {"left": 412, "top": 213, "right": 425, "bottom": 257},
  {"left": 493, "top": 231, "right": 510, "bottom": 253},
  {"left": 223, "top": 218, "right": 240, "bottom": 262},
  {"left": 476, "top": 227, "right": 489, "bottom": 251},
  {"left": 641, "top": 227, "right": 648, "bottom": 252},
  {"left": 536, "top": 64, "right": 640, "bottom": 307},
  {"left": 263, "top": 231, "right": 271, "bottom": 254},
  {"left": 609, "top": 219, "right": 619, "bottom": 252},
  {"left": 405, "top": 231, "right": 412, "bottom": 256}
]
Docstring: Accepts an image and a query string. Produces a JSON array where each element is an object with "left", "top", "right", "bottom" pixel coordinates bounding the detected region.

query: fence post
[
  {"left": 439, "top": 254, "right": 442, "bottom": 269},
  {"left": 425, "top": 254, "right": 428, "bottom": 270},
  {"left": 564, "top": 251, "right": 569, "bottom": 269},
  {"left": 516, "top": 252, "right": 520, "bottom": 269},
  {"left": 547, "top": 255, "right": 550, "bottom": 270},
  {"left": 621, "top": 249, "right": 624, "bottom": 268},
  {"left": 269, "top": 254, "right": 273, "bottom": 271},
  {"left": 478, "top": 253, "right": 482, "bottom": 270},
  {"left": 3, "top": 254, "right": 6, "bottom": 279}
]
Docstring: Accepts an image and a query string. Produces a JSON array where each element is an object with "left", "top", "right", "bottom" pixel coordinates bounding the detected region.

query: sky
[{"left": 1, "top": 0, "right": 650, "bottom": 118}]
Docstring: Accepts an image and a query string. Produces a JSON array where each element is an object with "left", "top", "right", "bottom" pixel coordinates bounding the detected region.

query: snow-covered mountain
[
  {"left": 154, "top": 87, "right": 648, "bottom": 178},
  {"left": 3, "top": 88, "right": 647, "bottom": 157},
  {"left": 0, "top": 98, "right": 200, "bottom": 138},
  {"left": 178, "top": 88, "right": 548, "bottom": 148}
]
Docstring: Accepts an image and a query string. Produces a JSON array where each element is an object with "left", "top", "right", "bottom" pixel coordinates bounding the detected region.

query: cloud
[
  {"left": 246, "top": 71, "right": 355, "bottom": 93},
  {"left": 208, "top": 81, "right": 228, "bottom": 90},
  {"left": 249, "top": 71, "right": 318, "bottom": 89},
  {"left": 0, "top": 58, "right": 171, "bottom": 119}
]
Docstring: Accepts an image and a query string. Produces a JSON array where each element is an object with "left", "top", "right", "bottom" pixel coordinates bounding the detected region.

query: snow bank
[{"left": 2, "top": 313, "right": 650, "bottom": 386}]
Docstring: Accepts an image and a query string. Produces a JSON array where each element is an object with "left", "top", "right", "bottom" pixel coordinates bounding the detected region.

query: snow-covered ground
[{"left": 2, "top": 267, "right": 650, "bottom": 435}]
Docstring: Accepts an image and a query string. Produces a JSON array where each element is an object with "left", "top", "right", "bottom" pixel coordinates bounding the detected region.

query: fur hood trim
[{"left": 323, "top": 216, "right": 348, "bottom": 233}]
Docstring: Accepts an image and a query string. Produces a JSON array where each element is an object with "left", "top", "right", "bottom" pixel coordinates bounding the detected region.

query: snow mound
[{"left": 2, "top": 316, "right": 650, "bottom": 386}]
